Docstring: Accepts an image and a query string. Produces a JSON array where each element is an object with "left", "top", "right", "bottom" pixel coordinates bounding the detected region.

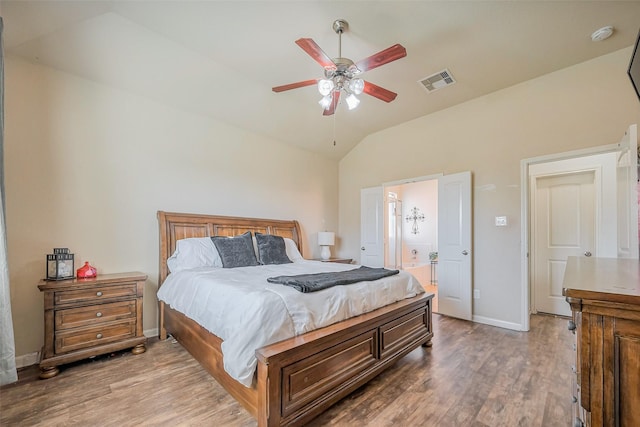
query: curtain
[{"left": 0, "top": 16, "right": 18, "bottom": 386}]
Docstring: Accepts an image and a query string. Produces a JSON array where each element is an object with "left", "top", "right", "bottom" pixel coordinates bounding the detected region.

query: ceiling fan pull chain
[{"left": 333, "top": 104, "right": 337, "bottom": 146}]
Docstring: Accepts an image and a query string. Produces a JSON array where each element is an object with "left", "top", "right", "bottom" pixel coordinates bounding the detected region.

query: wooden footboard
[
  {"left": 255, "top": 293, "right": 433, "bottom": 426},
  {"left": 162, "top": 293, "right": 433, "bottom": 427}
]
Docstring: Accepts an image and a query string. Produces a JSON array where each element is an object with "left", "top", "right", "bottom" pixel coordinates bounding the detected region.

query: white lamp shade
[
  {"left": 318, "top": 79, "right": 335, "bottom": 96},
  {"left": 345, "top": 93, "right": 360, "bottom": 110},
  {"left": 349, "top": 78, "right": 364, "bottom": 95},
  {"left": 318, "top": 231, "right": 335, "bottom": 246},
  {"left": 319, "top": 94, "right": 332, "bottom": 109}
]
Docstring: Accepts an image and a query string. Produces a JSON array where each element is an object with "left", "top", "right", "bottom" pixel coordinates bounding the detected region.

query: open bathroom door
[
  {"left": 360, "top": 187, "right": 385, "bottom": 267},
  {"left": 437, "top": 171, "right": 473, "bottom": 320}
]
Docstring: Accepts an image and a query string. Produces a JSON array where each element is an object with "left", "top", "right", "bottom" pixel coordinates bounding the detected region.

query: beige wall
[
  {"left": 5, "top": 57, "right": 339, "bottom": 358},
  {"left": 338, "top": 47, "right": 640, "bottom": 328}
]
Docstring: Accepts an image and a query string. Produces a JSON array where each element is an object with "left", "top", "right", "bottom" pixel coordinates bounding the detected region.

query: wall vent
[{"left": 418, "top": 69, "right": 456, "bottom": 93}]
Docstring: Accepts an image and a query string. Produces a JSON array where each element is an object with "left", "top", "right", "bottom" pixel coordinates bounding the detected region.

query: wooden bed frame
[{"left": 157, "top": 211, "right": 433, "bottom": 426}]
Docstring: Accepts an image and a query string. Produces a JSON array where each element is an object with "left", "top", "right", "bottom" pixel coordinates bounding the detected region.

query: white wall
[
  {"left": 5, "top": 57, "right": 339, "bottom": 358},
  {"left": 338, "top": 47, "right": 640, "bottom": 329},
  {"left": 400, "top": 180, "right": 438, "bottom": 265}
]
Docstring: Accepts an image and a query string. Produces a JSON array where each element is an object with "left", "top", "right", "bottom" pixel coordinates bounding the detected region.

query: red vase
[{"left": 77, "top": 262, "right": 97, "bottom": 279}]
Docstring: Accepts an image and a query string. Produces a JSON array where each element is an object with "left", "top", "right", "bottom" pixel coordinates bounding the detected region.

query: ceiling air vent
[{"left": 418, "top": 69, "right": 456, "bottom": 93}]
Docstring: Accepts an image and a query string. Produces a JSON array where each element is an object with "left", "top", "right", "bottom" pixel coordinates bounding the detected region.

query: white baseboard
[
  {"left": 472, "top": 315, "right": 524, "bottom": 331},
  {"left": 144, "top": 328, "right": 158, "bottom": 338},
  {"left": 16, "top": 352, "right": 40, "bottom": 369}
]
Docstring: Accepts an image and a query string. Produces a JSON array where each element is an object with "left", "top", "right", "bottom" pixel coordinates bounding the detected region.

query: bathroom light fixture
[{"left": 405, "top": 207, "right": 425, "bottom": 234}]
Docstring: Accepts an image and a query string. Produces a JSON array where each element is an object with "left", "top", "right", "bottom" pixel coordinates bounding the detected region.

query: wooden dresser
[
  {"left": 38, "top": 272, "right": 147, "bottom": 379},
  {"left": 562, "top": 257, "right": 640, "bottom": 427}
]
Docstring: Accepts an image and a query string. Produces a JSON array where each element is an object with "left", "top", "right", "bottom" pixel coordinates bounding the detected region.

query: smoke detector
[
  {"left": 591, "top": 26, "right": 614, "bottom": 42},
  {"left": 418, "top": 69, "right": 456, "bottom": 93}
]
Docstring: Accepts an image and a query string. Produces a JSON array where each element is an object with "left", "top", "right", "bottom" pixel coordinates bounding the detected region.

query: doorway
[
  {"left": 385, "top": 180, "right": 439, "bottom": 312},
  {"left": 361, "top": 171, "right": 473, "bottom": 321},
  {"left": 521, "top": 125, "right": 639, "bottom": 327}
]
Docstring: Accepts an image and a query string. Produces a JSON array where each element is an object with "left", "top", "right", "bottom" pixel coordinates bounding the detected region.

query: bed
[{"left": 157, "top": 211, "right": 433, "bottom": 426}]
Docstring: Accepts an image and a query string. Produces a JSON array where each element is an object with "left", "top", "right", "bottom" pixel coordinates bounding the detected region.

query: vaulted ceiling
[{"left": 3, "top": 1, "right": 640, "bottom": 158}]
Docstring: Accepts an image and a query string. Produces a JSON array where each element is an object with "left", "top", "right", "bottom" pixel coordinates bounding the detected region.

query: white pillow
[
  {"left": 167, "top": 237, "right": 222, "bottom": 273},
  {"left": 283, "top": 237, "right": 304, "bottom": 261}
]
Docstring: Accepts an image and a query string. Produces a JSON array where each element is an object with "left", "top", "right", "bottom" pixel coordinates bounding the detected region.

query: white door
[
  {"left": 533, "top": 171, "right": 596, "bottom": 316},
  {"left": 360, "top": 187, "right": 384, "bottom": 267},
  {"left": 617, "top": 124, "right": 639, "bottom": 259},
  {"left": 437, "top": 171, "right": 472, "bottom": 320},
  {"left": 385, "top": 195, "right": 403, "bottom": 269}
]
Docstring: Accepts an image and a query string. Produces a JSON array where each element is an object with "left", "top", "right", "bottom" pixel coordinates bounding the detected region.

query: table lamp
[{"left": 318, "top": 231, "right": 335, "bottom": 260}]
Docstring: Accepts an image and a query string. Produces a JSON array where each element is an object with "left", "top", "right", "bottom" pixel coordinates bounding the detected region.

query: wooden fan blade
[
  {"left": 363, "top": 81, "right": 398, "bottom": 102},
  {"left": 295, "top": 38, "right": 336, "bottom": 70},
  {"left": 355, "top": 44, "right": 407, "bottom": 72},
  {"left": 323, "top": 91, "right": 341, "bottom": 116},
  {"left": 272, "top": 79, "right": 319, "bottom": 93}
]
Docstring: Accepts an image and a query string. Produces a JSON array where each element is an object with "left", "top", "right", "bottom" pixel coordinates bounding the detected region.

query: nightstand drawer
[
  {"left": 55, "top": 319, "right": 136, "bottom": 354},
  {"left": 55, "top": 284, "right": 137, "bottom": 306},
  {"left": 55, "top": 300, "right": 136, "bottom": 330}
]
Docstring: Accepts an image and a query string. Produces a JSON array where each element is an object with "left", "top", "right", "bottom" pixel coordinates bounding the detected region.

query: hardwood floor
[{"left": 0, "top": 314, "right": 572, "bottom": 426}]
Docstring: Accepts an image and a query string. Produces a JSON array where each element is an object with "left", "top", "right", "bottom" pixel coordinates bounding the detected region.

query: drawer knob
[
  {"left": 567, "top": 320, "right": 576, "bottom": 331},
  {"left": 574, "top": 417, "right": 584, "bottom": 427},
  {"left": 96, "top": 291, "right": 103, "bottom": 297},
  {"left": 96, "top": 312, "right": 102, "bottom": 318},
  {"left": 96, "top": 333, "right": 103, "bottom": 339},
  {"left": 571, "top": 365, "right": 576, "bottom": 374},
  {"left": 572, "top": 395, "right": 578, "bottom": 403}
]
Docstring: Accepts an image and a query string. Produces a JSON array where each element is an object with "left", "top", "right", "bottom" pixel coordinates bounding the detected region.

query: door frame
[{"left": 520, "top": 142, "right": 622, "bottom": 331}]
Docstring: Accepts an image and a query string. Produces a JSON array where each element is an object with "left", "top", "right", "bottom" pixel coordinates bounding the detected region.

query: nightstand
[
  {"left": 37, "top": 272, "right": 147, "bottom": 379},
  {"left": 313, "top": 258, "right": 353, "bottom": 264}
]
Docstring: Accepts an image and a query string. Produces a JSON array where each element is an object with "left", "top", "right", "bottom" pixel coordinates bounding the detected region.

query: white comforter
[{"left": 157, "top": 260, "right": 424, "bottom": 387}]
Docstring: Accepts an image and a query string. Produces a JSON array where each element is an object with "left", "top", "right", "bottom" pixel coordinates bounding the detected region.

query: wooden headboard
[{"left": 157, "top": 211, "right": 302, "bottom": 286}]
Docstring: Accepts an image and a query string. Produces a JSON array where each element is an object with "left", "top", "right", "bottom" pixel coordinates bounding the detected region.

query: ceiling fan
[{"left": 272, "top": 19, "right": 407, "bottom": 116}]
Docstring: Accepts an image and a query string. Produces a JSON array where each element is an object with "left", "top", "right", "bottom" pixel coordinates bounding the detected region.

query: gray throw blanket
[{"left": 267, "top": 266, "right": 400, "bottom": 293}]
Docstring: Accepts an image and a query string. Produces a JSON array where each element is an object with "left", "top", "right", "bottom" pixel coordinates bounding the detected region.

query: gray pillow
[
  {"left": 255, "top": 233, "right": 292, "bottom": 265},
  {"left": 210, "top": 232, "right": 259, "bottom": 268}
]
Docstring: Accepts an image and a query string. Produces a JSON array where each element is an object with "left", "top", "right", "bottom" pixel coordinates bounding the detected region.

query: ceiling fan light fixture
[
  {"left": 319, "top": 94, "right": 333, "bottom": 109},
  {"left": 318, "top": 79, "right": 335, "bottom": 96},
  {"left": 273, "top": 19, "right": 406, "bottom": 117},
  {"left": 346, "top": 93, "right": 360, "bottom": 110},
  {"left": 349, "top": 78, "right": 364, "bottom": 95}
]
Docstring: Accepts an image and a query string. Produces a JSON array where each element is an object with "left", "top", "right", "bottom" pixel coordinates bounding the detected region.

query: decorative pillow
[
  {"left": 283, "top": 237, "right": 304, "bottom": 261},
  {"left": 211, "top": 231, "right": 259, "bottom": 268},
  {"left": 255, "top": 233, "right": 292, "bottom": 265},
  {"left": 166, "top": 237, "right": 222, "bottom": 273}
]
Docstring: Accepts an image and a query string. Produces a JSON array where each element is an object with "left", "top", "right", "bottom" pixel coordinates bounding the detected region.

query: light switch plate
[{"left": 495, "top": 216, "right": 507, "bottom": 226}]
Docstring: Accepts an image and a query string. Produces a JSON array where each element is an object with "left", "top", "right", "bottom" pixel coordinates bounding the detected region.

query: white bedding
[{"left": 157, "top": 260, "right": 424, "bottom": 387}]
